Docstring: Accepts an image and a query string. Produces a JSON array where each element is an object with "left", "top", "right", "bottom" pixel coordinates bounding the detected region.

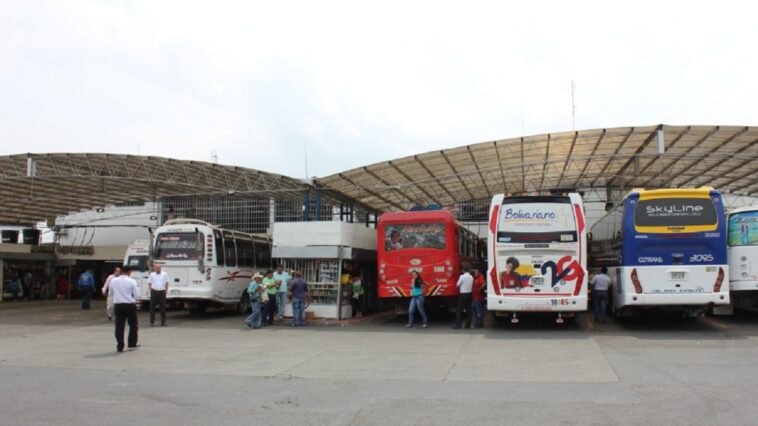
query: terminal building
[{"left": 1, "top": 124, "right": 757, "bottom": 306}]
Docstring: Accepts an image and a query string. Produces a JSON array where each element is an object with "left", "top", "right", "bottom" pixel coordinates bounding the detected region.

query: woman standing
[
  {"left": 351, "top": 273, "right": 364, "bottom": 318},
  {"left": 406, "top": 271, "right": 428, "bottom": 328}
]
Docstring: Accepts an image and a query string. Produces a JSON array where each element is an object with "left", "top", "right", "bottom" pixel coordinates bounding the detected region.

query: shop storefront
[
  {"left": 0, "top": 244, "right": 55, "bottom": 302},
  {"left": 273, "top": 221, "right": 377, "bottom": 319}
]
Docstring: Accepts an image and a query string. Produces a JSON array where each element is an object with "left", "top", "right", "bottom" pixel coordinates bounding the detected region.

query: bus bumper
[
  {"left": 615, "top": 292, "right": 729, "bottom": 307},
  {"left": 487, "top": 295, "right": 587, "bottom": 312}
]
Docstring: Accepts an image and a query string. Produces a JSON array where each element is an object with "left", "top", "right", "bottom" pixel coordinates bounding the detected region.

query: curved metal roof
[
  {"left": 315, "top": 124, "right": 758, "bottom": 211},
  {"left": 0, "top": 153, "right": 312, "bottom": 224}
]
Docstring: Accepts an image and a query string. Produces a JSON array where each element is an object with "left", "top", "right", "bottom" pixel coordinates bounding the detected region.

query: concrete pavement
[{"left": 2, "top": 300, "right": 758, "bottom": 425}]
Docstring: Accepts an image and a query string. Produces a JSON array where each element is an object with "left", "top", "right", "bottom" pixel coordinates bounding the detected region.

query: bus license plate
[
  {"left": 531, "top": 276, "right": 545, "bottom": 286},
  {"left": 670, "top": 272, "right": 686, "bottom": 281}
]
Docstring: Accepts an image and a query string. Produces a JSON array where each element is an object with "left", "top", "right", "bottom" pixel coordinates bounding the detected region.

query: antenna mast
[{"left": 571, "top": 79, "right": 576, "bottom": 130}]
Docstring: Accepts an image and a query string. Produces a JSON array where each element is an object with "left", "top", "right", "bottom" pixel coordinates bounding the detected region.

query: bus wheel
[
  {"left": 237, "top": 292, "right": 250, "bottom": 315},
  {"left": 188, "top": 304, "right": 207, "bottom": 315}
]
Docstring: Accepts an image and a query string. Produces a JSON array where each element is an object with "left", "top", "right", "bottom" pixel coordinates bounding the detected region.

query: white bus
[
  {"left": 153, "top": 219, "right": 271, "bottom": 315},
  {"left": 486, "top": 193, "right": 588, "bottom": 324},
  {"left": 123, "top": 240, "right": 151, "bottom": 307},
  {"left": 728, "top": 206, "right": 758, "bottom": 312},
  {"left": 590, "top": 188, "right": 729, "bottom": 318}
]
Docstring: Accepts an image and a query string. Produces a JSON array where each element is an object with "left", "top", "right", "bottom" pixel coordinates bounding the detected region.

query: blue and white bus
[
  {"left": 590, "top": 188, "right": 729, "bottom": 317},
  {"left": 727, "top": 206, "right": 758, "bottom": 312}
]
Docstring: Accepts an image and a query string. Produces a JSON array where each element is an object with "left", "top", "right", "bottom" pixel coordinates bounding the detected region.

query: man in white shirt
[
  {"left": 453, "top": 270, "right": 474, "bottom": 329},
  {"left": 101, "top": 266, "right": 121, "bottom": 321},
  {"left": 591, "top": 266, "right": 612, "bottom": 323},
  {"left": 112, "top": 267, "right": 139, "bottom": 352},
  {"left": 148, "top": 264, "right": 169, "bottom": 327}
]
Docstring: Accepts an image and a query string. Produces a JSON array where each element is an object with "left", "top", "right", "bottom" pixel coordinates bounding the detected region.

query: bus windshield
[
  {"left": 634, "top": 198, "right": 717, "bottom": 228},
  {"left": 155, "top": 233, "right": 202, "bottom": 260},
  {"left": 497, "top": 201, "right": 577, "bottom": 244},
  {"left": 125, "top": 255, "right": 149, "bottom": 271},
  {"left": 728, "top": 210, "right": 758, "bottom": 246},
  {"left": 384, "top": 223, "right": 446, "bottom": 251}
]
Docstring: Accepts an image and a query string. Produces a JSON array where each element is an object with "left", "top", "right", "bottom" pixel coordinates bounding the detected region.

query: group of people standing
[
  {"left": 406, "top": 268, "right": 487, "bottom": 329},
  {"left": 244, "top": 265, "right": 309, "bottom": 329}
]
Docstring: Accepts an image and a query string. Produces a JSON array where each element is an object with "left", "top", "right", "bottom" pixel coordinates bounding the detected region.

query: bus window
[
  {"left": 224, "top": 237, "right": 237, "bottom": 266},
  {"left": 729, "top": 211, "right": 758, "bottom": 246},
  {"left": 383, "top": 223, "right": 446, "bottom": 251},
  {"left": 634, "top": 198, "right": 717, "bottom": 228},
  {"left": 497, "top": 200, "right": 577, "bottom": 244},
  {"left": 254, "top": 241, "right": 271, "bottom": 268},
  {"left": 155, "top": 233, "right": 202, "bottom": 260},
  {"left": 237, "top": 238, "right": 254, "bottom": 267},
  {"left": 126, "top": 255, "right": 148, "bottom": 272},
  {"left": 214, "top": 230, "right": 224, "bottom": 266}
]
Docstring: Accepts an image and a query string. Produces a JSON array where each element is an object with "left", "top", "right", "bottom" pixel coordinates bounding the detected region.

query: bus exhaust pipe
[
  {"left": 556, "top": 313, "right": 564, "bottom": 324},
  {"left": 510, "top": 312, "right": 519, "bottom": 324}
]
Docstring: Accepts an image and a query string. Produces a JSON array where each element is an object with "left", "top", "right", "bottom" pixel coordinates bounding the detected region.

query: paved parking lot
[{"left": 2, "top": 301, "right": 758, "bottom": 425}]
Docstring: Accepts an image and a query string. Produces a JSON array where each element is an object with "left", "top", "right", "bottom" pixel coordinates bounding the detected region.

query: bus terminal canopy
[
  {"left": 0, "top": 153, "right": 328, "bottom": 225},
  {"left": 1, "top": 125, "right": 757, "bottom": 224},
  {"left": 315, "top": 124, "right": 758, "bottom": 211}
]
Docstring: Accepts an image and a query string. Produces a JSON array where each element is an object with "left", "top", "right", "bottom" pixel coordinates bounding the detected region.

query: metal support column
[
  {"left": 303, "top": 190, "right": 311, "bottom": 221},
  {"left": 336, "top": 252, "right": 344, "bottom": 320},
  {"left": 315, "top": 189, "right": 322, "bottom": 221}
]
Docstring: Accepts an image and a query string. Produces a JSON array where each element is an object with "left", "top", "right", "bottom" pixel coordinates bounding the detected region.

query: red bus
[{"left": 377, "top": 210, "right": 482, "bottom": 305}]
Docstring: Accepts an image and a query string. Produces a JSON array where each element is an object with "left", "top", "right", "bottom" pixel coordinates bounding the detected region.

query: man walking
[
  {"left": 453, "top": 269, "right": 474, "bottom": 329},
  {"left": 111, "top": 267, "right": 139, "bottom": 352},
  {"left": 471, "top": 269, "right": 487, "bottom": 328},
  {"left": 262, "top": 269, "right": 278, "bottom": 325},
  {"left": 78, "top": 269, "right": 96, "bottom": 310},
  {"left": 273, "top": 264, "right": 291, "bottom": 321},
  {"left": 148, "top": 264, "right": 169, "bottom": 326},
  {"left": 289, "top": 271, "right": 309, "bottom": 326},
  {"left": 591, "top": 266, "right": 612, "bottom": 323},
  {"left": 101, "top": 266, "right": 121, "bottom": 321},
  {"left": 244, "top": 273, "right": 265, "bottom": 329}
]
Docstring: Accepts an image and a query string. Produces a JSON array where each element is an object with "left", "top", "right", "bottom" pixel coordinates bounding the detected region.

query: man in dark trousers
[
  {"left": 148, "top": 264, "right": 169, "bottom": 326},
  {"left": 453, "top": 269, "right": 474, "bottom": 329},
  {"left": 111, "top": 266, "right": 140, "bottom": 352}
]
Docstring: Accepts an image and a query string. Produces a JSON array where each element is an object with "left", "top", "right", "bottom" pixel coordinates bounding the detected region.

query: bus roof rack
[{"left": 162, "top": 219, "right": 215, "bottom": 227}]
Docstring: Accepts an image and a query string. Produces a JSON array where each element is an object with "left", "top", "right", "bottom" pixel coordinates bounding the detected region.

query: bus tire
[{"left": 237, "top": 292, "right": 250, "bottom": 315}]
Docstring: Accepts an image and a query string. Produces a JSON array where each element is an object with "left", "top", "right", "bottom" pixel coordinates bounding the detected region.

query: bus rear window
[
  {"left": 126, "top": 255, "right": 149, "bottom": 272},
  {"left": 497, "top": 201, "right": 577, "bottom": 244},
  {"left": 155, "top": 233, "right": 202, "bottom": 260},
  {"left": 384, "top": 223, "right": 446, "bottom": 251},
  {"left": 635, "top": 198, "right": 717, "bottom": 228},
  {"left": 729, "top": 211, "right": 758, "bottom": 246}
]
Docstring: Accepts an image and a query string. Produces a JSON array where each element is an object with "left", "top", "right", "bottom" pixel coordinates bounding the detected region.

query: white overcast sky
[{"left": 1, "top": 1, "right": 756, "bottom": 179}]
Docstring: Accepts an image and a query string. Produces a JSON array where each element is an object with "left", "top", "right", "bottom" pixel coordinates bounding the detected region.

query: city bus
[
  {"left": 590, "top": 187, "right": 729, "bottom": 317},
  {"left": 153, "top": 219, "right": 271, "bottom": 315},
  {"left": 377, "top": 210, "right": 482, "bottom": 310},
  {"left": 727, "top": 206, "right": 758, "bottom": 312},
  {"left": 486, "top": 193, "right": 588, "bottom": 324}
]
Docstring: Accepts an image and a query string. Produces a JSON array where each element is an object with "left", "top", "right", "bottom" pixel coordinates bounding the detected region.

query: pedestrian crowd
[{"left": 75, "top": 261, "right": 614, "bottom": 353}]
